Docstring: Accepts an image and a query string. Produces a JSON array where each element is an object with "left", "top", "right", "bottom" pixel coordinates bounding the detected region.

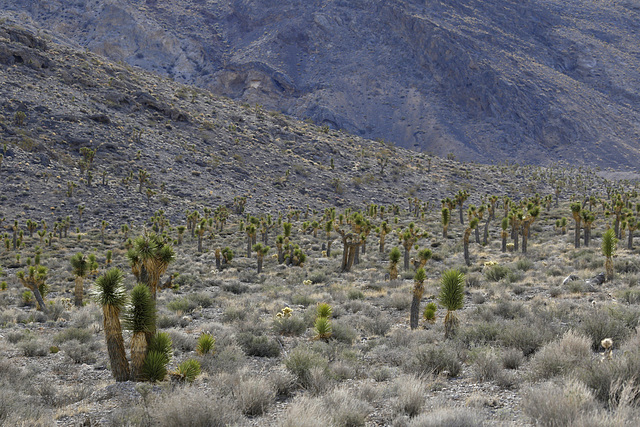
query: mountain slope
[{"left": 3, "top": 0, "right": 640, "bottom": 168}]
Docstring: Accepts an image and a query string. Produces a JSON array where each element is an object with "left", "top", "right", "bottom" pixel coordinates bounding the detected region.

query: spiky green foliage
[
  {"left": 317, "top": 303, "right": 332, "bottom": 318},
  {"left": 175, "top": 359, "right": 201, "bottom": 383},
  {"left": 148, "top": 332, "right": 173, "bottom": 365},
  {"left": 439, "top": 269, "right": 465, "bottom": 339},
  {"left": 389, "top": 247, "right": 401, "bottom": 263},
  {"left": 142, "top": 350, "right": 168, "bottom": 382},
  {"left": 196, "top": 333, "right": 215, "bottom": 355},
  {"left": 423, "top": 302, "right": 437, "bottom": 323},
  {"left": 124, "top": 284, "right": 156, "bottom": 333},
  {"left": 70, "top": 252, "right": 89, "bottom": 278},
  {"left": 94, "top": 268, "right": 127, "bottom": 308},
  {"left": 314, "top": 316, "right": 332, "bottom": 341}
]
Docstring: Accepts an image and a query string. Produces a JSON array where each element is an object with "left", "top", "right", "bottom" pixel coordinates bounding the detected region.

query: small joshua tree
[
  {"left": 571, "top": 202, "right": 582, "bottom": 249},
  {"left": 70, "top": 252, "right": 89, "bottom": 307},
  {"left": 17, "top": 265, "right": 48, "bottom": 313},
  {"left": 441, "top": 207, "right": 450, "bottom": 238},
  {"left": 463, "top": 217, "right": 479, "bottom": 266},
  {"left": 124, "top": 284, "right": 156, "bottom": 381},
  {"left": 410, "top": 268, "right": 427, "bottom": 330},
  {"left": 602, "top": 228, "right": 617, "bottom": 282},
  {"left": 94, "top": 268, "right": 130, "bottom": 382},
  {"left": 389, "top": 247, "right": 401, "bottom": 280},
  {"left": 439, "top": 269, "right": 465, "bottom": 339},
  {"left": 253, "top": 243, "right": 270, "bottom": 273}
]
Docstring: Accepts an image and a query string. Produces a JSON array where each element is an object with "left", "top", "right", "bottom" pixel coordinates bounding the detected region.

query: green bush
[
  {"left": 410, "top": 344, "right": 462, "bottom": 377},
  {"left": 237, "top": 333, "right": 281, "bottom": 358},
  {"left": 196, "top": 333, "right": 215, "bottom": 355},
  {"left": 143, "top": 350, "right": 168, "bottom": 382},
  {"left": 176, "top": 359, "right": 201, "bottom": 383},
  {"left": 484, "top": 265, "right": 509, "bottom": 282},
  {"left": 284, "top": 347, "right": 329, "bottom": 388},
  {"left": 273, "top": 316, "right": 306, "bottom": 336}
]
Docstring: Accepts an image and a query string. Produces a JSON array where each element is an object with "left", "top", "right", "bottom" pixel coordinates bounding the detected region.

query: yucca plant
[
  {"left": 253, "top": 243, "right": 270, "bottom": 273},
  {"left": 410, "top": 267, "right": 427, "bottom": 330},
  {"left": 439, "top": 269, "right": 465, "bottom": 339},
  {"left": 602, "top": 228, "right": 617, "bottom": 281},
  {"left": 142, "top": 332, "right": 172, "bottom": 382},
  {"left": 196, "top": 333, "right": 215, "bottom": 355},
  {"left": 316, "top": 303, "right": 332, "bottom": 318},
  {"left": 389, "top": 247, "right": 401, "bottom": 280},
  {"left": 173, "top": 359, "right": 201, "bottom": 383},
  {"left": 124, "top": 284, "right": 156, "bottom": 381},
  {"left": 70, "top": 252, "right": 89, "bottom": 307},
  {"left": 423, "top": 302, "right": 437, "bottom": 323},
  {"left": 314, "top": 316, "right": 332, "bottom": 341},
  {"left": 94, "top": 268, "right": 130, "bottom": 382}
]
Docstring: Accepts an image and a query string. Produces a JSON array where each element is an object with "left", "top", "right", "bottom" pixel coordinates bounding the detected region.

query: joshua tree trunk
[
  {"left": 574, "top": 221, "right": 581, "bottom": 249},
  {"left": 74, "top": 277, "right": 84, "bottom": 307},
  {"left": 629, "top": 231, "right": 634, "bottom": 250},
  {"left": 246, "top": 237, "right": 252, "bottom": 258},
  {"left": 502, "top": 234, "right": 507, "bottom": 253},
  {"left": 257, "top": 256, "right": 263, "bottom": 273},
  {"left": 410, "top": 294, "right": 421, "bottom": 330},
  {"left": 130, "top": 331, "right": 147, "bottom": 381},
  {"left": 464, "top": 240, "right": 471, "bottom": 266},
  {"left": 32, "top": 286, "right": 47, "bottom": 314},
  {"left": 104, "top": 305, "right": 130, "bottom": 382},
  {"left": 522, "top": 230, "right": 528, "bottom": 254},
  {"left": 326, "top": 240, "right": 332, "bottom": 257},
  {"left": 403, "top": 247, "right": 410, "bottom": 271},
  {"left": 475, "top": 227, "right": 480, "bottom": 244},
  {"left": 483, "top": 220, "right": 490, "bottom": 246}
]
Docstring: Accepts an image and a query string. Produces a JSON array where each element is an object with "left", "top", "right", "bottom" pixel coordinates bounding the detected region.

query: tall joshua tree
[
  {"left": 501, "top": 217, "right": 509, "bottom": 253},
  {"left": 17, "top": 265, "right": 48, "bottom": 313},
  {"left": 400, "top": 223, "right": 424, "bottom": 271},
  {"left": 455, "top": 190, "right": 469, "bottom": 225},
  {"left": 378, "top": 221, "right": 392, "bottom": 253},
  {"left": 253, "top": 243, "right": 270, "bottom": 273},
  {"left": 521, "top": 205, "right": 540, "bottom": 254},
  {"left": 439, "top": 269, "right": 465, "bottom": 339},
  {"left": 410, "top": 268, "right": 427, "bottom": 330},
  {"left": 124, "top": 284, "right": 156, "bottom": 381},
  {"left": 129, "top": 232, "right": 175, "bottom": 303},
  {"left": 463, "top": 217, "right": 479, "bottom": 266},
  {"left": 389, "top": 247, "right": 401, "bottom": 280},
  {"left": 94, "top": 268, "right": 130, "bottom": 382},
  {"left": 570, "top": 202, "right": 582, "bottom": 249},
  {"left": 325, "top": 220, "right": 334, "bottom": 257},
  {"left": 441, "top": 207, "right": 450, "bottom": 238},
  {"left": 602, "top": 228, "right": 617, "bottom": 282},
  {"left": 70, "top": 252, "right": 89, "bottom": 307}
]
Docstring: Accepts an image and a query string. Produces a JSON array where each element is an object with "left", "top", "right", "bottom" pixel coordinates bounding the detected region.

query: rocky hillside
[
  {"left": 3, "top": 0, "right": 640, "bottom": 168},
  {"left": 1, "top": 22, "right": 578, "bottom": 231}
]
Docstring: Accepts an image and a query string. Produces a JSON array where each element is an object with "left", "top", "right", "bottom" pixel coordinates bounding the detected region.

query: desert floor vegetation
[{"left": 2, "top": 171, "right": 640, "bottom": 426}]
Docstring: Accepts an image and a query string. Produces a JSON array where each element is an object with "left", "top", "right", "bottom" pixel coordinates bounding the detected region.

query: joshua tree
[
  {"left": 325, "top": 220, "right": 334, "bottom": 257},
  {"left": 410, "top": 268, "right": 427, "bottom": 330},
  {"left": 196, "top": 218, "right": 209, "bottom": 253},
  {"left": 570, "top": 202, "right": 582, "bottom": 249},
  {"left": 521, "top": 205, "right": 540, "bottom": 254},
  {"left": 17, "top": 265, "right": 48, "bottom": 313},
  {"left": 439, "top": 269, "right": 465, "bottom": 339},
  {"left": 455, "top": 190, "right": 469, "bottom": 225},
  {"left": 399, "top": 223, "right": 425, "bottom": 270},
  {"left": 128, "top": 233, "right": 175, "bottom": 303},
  {"left": 441, "top": 207, "right": 450, "bottom": 238},
  {"left": 253, "top": 243, "right": 270, "bottom": 273},
  {"left": 335, "top": 226, "right": 362, "bottom": 273},
  {"left": 581, "top": 210, "right": 596, "bottom": 247},
  {"left": 627, "top": 216, "right": 637, "bottom": 250},
  {"left": 413, "top": 248, "right": 432, "bottom": 270},
  {"left": 389, "top": 247, "right": 401, "bottom": 280},
  {"left": 377, "top": 221, "right": 392, "bottom": 253},
  {"left": 124, "top": 284, "right": 156, "bottom": 381},
  {"left": 94, "top": 268, "right": 130, "bottom": 382},
  {"left": 602, "top": 228, "right": 617, "bottom": 282},
  {"left": 463, "top": 217, "right": 478, "bottom": 266},
  {"left": 275, "top": 235, "right": 286, "bottom": 264},
  {"left": 70, "top": 252, "right": 89, "bottom": 307}
]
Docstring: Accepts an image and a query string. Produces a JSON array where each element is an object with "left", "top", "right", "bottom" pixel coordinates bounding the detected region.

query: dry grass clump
[
  {"left": 394, "top": 374, "right": 428, "bottom": 418},
  {"left": 522, "top": 379, "right": 597, "bottom": 426},
  {"left": 530, "top": 330, "right": 592, "bottom": 380},
  {"left": 279, "top": 395, "right": 331, "bottom": 427},
  {"left": 406, "top": 407, "right": 485, "bottom": 426},
  {"left": 151, "top": 386, "right": 241, "bottom": 427},
  {"left": 232, "top": 376, "right": 276, "bottom": 416}
]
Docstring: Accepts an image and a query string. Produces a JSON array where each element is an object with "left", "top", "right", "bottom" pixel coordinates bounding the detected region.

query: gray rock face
[{"left": 3, "top": 0, "right": 640, "bottom": 167}]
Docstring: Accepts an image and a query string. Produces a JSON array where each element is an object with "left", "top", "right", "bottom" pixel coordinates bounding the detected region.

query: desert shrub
[
  {"left": 173, "top": 273, "right": 199, "bottom": 288},
  {"left": 362, "top": 314, "right": 391, "bottom": 337},
  {"left": 308, "top": 271, "right": 327, "bottom": 284},
  {"left": 291, "top": 293, "right": 315, "bottom": 307},
  {"left": 7, "top": 331, "right": 28, "bottom": 344},
  {"left": 619, "top": 288, "right": 640, "bottom": 305},
  {"left": 516, "top": 258, "right": 533, "bottom": 271},
  {"left": 187, "top": 292, "right": 214, "bottom": 308},
  {"left": 53, "top": 327, "right": 92, "bottom": 344},
  {"left": 579, "top": 309, "right": 630, "bottom": 350},
  {"left": 273, "top": 315, "right": 306, "bottom": 336},
  {"left": 152, "top": 387, "right": 241, "bottom": 427},
  {"left": 221, "top": 305, "right": 247, "bottom": 323},
  {"left": 168, "top": 330, "right": 194, "bottom": 353},
  {"left": 347, "top": 289, "right": 365, "bottom": 300},
  {"left": 522, "top": 379, "right": 597, "bottom": 426},
  {"left": 409, "top": 344, "right": 462, "bottom": 377},
  {"left": 465, "top": 274, "right": 482, "bottom": 288},
  {"left": 200, "top": 344, "right": 246, "bottom": 374},
  {"left": 578, "top": 347, "right": 640, "bottom": 405},
  {"left": 233, "top": 377, "right": 275, "bottom": 416},
  {"left": 330, "top": 360, "right": 356, "bottom": 381},
  {"left": 331, "top": 320, "right": 357, "bottom": 344},
  {"left": 499, "top": 320, "right": 553, "bottom": 357},
  {"left": 19, "top": 339, "right": 48, "bottom": 357},
  {"left": 156, "top": 313, "right": 180, "bottom": 328},
  {"left": 457, "top": 321, "right": 501, "bottom": 346},
  {"left": 280, "top": 396, "right": 331, "bottom": 427},
  {"left": 323, "top": 386, "right": 373, "bottom": 427},
  {"left": 270, "top": 369, "right": 297, "bottom": 398},
  {"left": 408, "top": 407, "right": 485, "bottom": 426},
  {"left": 484, "top": 265, "right": 509, "bottom": 282},
  {"left": 615, "top": 258, "right": 640, "bottom": 274},
  {"left": 63, "top": 339, "right": 99, "bottom": 364},
  {"left": 530, "top": 330, "right": 591, "bottom": 380},
  {"left": 221, "top": 281, "right": 249, "bottom": 294},
  {"left": 166, "top": 297, "right": 194, "bottom": 313},
  {"left": 472, "top": 349, "right": 502, "bottom": 381},
  {"left": 236, "top": 332, "right": 281, "bottom": 357},
  {"left": 383, "top": 292, "right": 411, "bottom": 311},
  {"left": 284, "top": 346, "right": 329, "bottom": 388},
  {"left": 501, "top": 348, "right": 524, "bottom": 370},
  {"left": 493, "top": 300, "right": 526, "bottom": 319},
  {"left": 394, "top": 375, "right": 426, "bottom": 417}
]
